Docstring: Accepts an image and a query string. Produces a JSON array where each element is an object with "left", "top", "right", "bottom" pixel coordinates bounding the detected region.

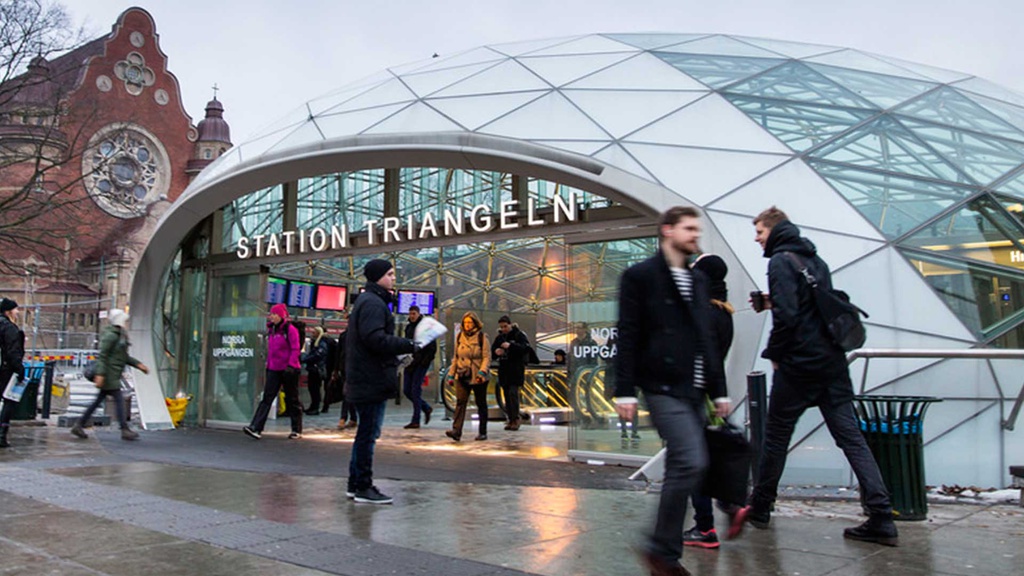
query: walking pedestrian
[
  {"left": 737, "top": 206, "right": 898, "bottom": 547},
  {"left": 491, "top": 315, "right": 530, "bottom": 431},
  {"left": 402, "top": 305, "right": 435, "bottom": 428},
  {"left": 243, "top": 303, "right": 303, "bottom": 440},
  {"left": 445, "top": 312, "right": 490, "bottom": 442},
  {"left": 345, "top": 259, "right": 417, "bottom": 504},
  {"left": 302, "top": 326, "right": 329, "bottom": 415},
  {"left": 0, "top": 298, "right": 25, "bottom": 448},
  {"left": 71, "top": 309, "right": 147, "bottom": 441},
  {"left": 614, "top": 206, "right": 729, "bottom": 576}
]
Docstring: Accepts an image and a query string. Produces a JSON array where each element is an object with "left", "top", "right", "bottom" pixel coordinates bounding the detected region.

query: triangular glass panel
[
  {"left": 726, "top": 95, "right": 877, "bottom": 152},
  {"left": 425, "top": 91, "right": 548, "bottom": 131},
  {"left": 477, "top": 91, "right": 610, "bottom": 140},
  {"left": 806, "top": 63, "right": 937, "bottom": 109},
  {"left": 724, "top": 61, "right": 877, "bottom": 109},
  {"left": 400, "top": 61, "right": 504, "bottom": 98},
  {"left": 899, "top": 195, "right": 1024, "bottom": 270},
  {"left": 518, "top": 52, "right": 635, "bottom": 88},
  {"left": 524, "top": 34, "right": 641, "bottom": 56},
  {"left": 704, "top": 209, "right": 786, "bottom": 286},
  {"left": 833, "top": 246, "right": 975, "bottom": 341},
  {"left": 396, "top": 47, "right": 507, "bottom": 76},
  {"left": 901, "top": 118, "right": 1024, "bottom": 186},
  {"left": 602, "top": 33, "right": 711, "bottom": 51},
  {"left": 651, "top": 52, "right": 786, "bottom": 89},
  {"left": 431, "top": 59, "right": 552, "bottom": 97},
  {"left": 868, "top": 54, "right": 971, "bottom": 85},
  {"left": 656, "top": 35, "right": 784, "bottom": 58},
  {"left": 958, "top": 90, "right": 1024, "bottom": 139},
  {"left": 809, "top": 160, "right": 976, "bottom": 239},
  {"left": 564, "top": 52, "right": 708, "bottom": 90},
  {"left": 896, "top": 245, "right": 1024, "bottom": 336},
  {"left": 996, "top": 170, "right": 1024, "bottom": 197},
  {"left": 245, "top": 104, "right": 313, "bottom": 144},
  {"left": 951, "top": 77, "right": 1024, "bottom": 109},
  {"left": 529, "top": 140, "right": 610, "bottom": 156},
  {"left": 810, "top": 116, "right": 973, "bottom": 184},
  {"left": 709, "top": 159, "right": 884, "bottom": 240},
  {"left": 732, "top": 36, "right": 841, "bottom": 59},
  {"left": 625, "top": 94, "right": 792, "bottom": 154},
  {"left": 803, "top": 50, "right": 935, "bottom": 81},
  {"left": 623, "top": 143, "right": 788, "bottom": 205},
  {"left": 363, "top": 102, "right": 464, "bottom": 134},
  {"left": 843, "top": 325, "right": 965, "bottom": 395},
  {"left": 893, "top": 87, "right": 1024, "bottom": 144},
  {"left": 304, "top": 70, "right": 393, "bottom": 114},
  {"left": 316, "top": 78, "right": 418, "bottom": 116},
  {"left": 592, "top": 143, "right": 657, "bottom": 181},
  {"left": 563, "top": 89, "right": 704, "bottom": 139},
  {"left": 489, "top": 36, "right": 583, "bottom": 58},
  {"left": 792, "top": 226, "right": 885, "bottom": 271},
  {"left": 315, "top": 103, "right": 413, "bottom": 137},
  {"left": 263, "top": 121, "right": 325, "bottom": 156}
]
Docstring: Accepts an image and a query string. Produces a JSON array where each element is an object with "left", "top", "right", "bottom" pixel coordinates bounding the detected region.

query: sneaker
[
  {"left": 403, "top": 423, "right": 420, "bottom": 429},
  {"left": 843, "top": 514, "right": 899, "bottom": 547},
  {"left": 344, "top": 421, "right": 358, "bottom": 429},
  {"left": 353, "top": 486, "right": 393, "bottom": 505},
  {"left": 726, "top": 505, "right": 750, "bottom": 539},
  {"left": 445, "top": 429, "right": 461, "bottom": 442},
  {"left": 474, "top": 433, "right": 487, "bottom": 441},
  {"left": 346, "top": 488, "right": 355, "bottom": 499},
  {"left": 337, "top": 420, "right": 347, "bottom": 430},
  {"left": 683, "top": 526, "right": 720, "bottom": 549},
  {"left": 243, "top": 426, "right": 261, "bottom": 440},
  {"left": 70, "top": 425, "right": 88, "bottom": 439},
  {"left": 746, "top": 505, "right": 771, "bottom": 529},
  {"left": 120, "top": 428, "right": 139, "bottom": 441},
  {"left": 288, "top": 432, "right": 302, "bottom": 439},
  {"left": 423, "top": 407, "right": 432, "bottom": 425},
  {"left": 304, "top": 409, "right": 320, "bottom": 416}
]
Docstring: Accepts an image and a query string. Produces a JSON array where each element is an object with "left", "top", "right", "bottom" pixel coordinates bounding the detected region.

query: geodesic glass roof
[{"left": 196, "top": 32, "right": 1024, "bottom": 344}]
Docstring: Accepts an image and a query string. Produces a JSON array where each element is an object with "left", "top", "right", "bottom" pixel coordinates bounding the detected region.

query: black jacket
[
  {"left": 344, "top": 283, "right": 415, "bottom": 404},
  {"left": 491, "top": 325, "right": 530, "bottom": 387},
  {"left": 761, "top": 220, "right": 847, "bottom": 378},
  {"left": 614, "top": 251, "right": 726, "bottom": 402},
  {"left": 404, "top": 317, "right": 437, "bottom": 369},
  {"left": 0, "top": 316, "right": 25, "bottom": 386}
]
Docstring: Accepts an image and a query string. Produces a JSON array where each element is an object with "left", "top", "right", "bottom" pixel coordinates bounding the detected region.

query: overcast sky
[{"left": 67, "top": 0, "right": 1024, "bottom": 143}]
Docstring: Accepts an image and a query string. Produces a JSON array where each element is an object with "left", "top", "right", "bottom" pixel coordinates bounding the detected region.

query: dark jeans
[
  {"left": 340, "top": 400, "right": 358, "bottom": 423},
  {"left": 452, "top": 375, "right": 488, "bottom": 436},
  {"left": 499, "top": 375, "right": 521, "bottom": 423},
  {"left": 691, "top": 494, "right": 714, "bottom": 532},
  {"left": 402, "top": 365, "right": 432, "bottom": 424},
  {"left": 306, "top": 369, "right": 324, "bottom": 412},
  {"left": 751, "top": 369, "right": 892, "bottom": 515},
  {"left": 80, "top": 388, "right": 129, "bottom": 429},
  {"left": 249, "top": 369, "right": 303, "bottom": 433},
  {"left": 348, "top": 401, "right": 386, "bottom": 491},
  {"left": 645, "top": 393, "right": 707, "bottom": 564}
]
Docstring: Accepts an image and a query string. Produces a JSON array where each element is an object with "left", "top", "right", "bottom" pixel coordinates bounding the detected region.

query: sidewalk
[{"left": 0, "top": 409, "right": 1018, "bottom": 575}]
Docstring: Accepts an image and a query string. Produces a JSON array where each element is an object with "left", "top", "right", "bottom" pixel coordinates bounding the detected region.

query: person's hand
[
  {"left": 94, "top": 375, "right": 105, "bottom": 389},
  {"left": 615, "top": 402, "right": 636, "bottom": 421},
  {"left": 714, "top": 398, "right": 732, "bottom": 419},
  {"left": 771, "top": 361, "right": 778, "bottom": 371},
  {"left": 495, "top": 348, "right": 505, "bottom": 356},
  {"left": 501, "top": 342, "right": 510, "bottom": 349},
  {"left": 138, "top": 363, "right": 150, "bottom": 375}
]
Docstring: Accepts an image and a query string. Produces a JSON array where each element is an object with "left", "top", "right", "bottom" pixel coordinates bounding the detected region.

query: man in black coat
[
  {"left": 614, "top": 206, "right": 730, "bottom": 576},
  {"left": 0, "top": 298, "right": 25, "bottom": 448},
  {"left": 344, "top": 260, "right": 417, "bottom": 504},
  {"left": 402, "top": 305, "right": 436, "bottom": 428},
  {"left": 491, "top": 315, "right": 530, "bottom": 430},
  {"left": 740, "top": 206, "right": 897, "bottom": 546}
]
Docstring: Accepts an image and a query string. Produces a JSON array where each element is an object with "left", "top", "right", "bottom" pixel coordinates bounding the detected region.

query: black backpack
[{"left": 784, "top": 252, "right": 868, "bottom": 352}]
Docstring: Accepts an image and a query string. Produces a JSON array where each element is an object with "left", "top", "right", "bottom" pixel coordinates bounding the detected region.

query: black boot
[
  {"left": 843, "top": 513, "right": 899, "bottom": 546},
  {"left": 0, "top": 425, "right": 10, "bottom": 448}
]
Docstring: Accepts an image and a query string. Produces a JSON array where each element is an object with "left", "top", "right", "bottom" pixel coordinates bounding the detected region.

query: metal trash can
[
  {"left": 853, "top": 395, "right": 941, "bottom": 521},
  {"left": 11, "top": 361, "right": 46, "bottom": 421}
]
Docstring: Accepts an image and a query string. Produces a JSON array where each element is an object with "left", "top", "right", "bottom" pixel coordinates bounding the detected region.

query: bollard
[
  {"left": 746, "top": 371, "right": 767, "bottom": 485},
  {"left": 41, "top": 361, "right": 55, "bottom": 419}
]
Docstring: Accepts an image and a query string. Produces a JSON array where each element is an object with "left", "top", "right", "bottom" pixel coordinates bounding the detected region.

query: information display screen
[
  {"left": 266, "top": 277, "right": 288, "bottom": 304},
  {"left": 397, "top": 290, "right": 436, "bottom": 315},
  {"left": 287, "top": 281, "right": 315, "bottom": 308},
  {"left": 314, "top": 284, "right": 348, "bottom": 311}
]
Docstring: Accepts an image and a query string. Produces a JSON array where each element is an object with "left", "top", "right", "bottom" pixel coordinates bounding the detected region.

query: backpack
[{"left": 784, "top": 252, "right": 868, "bottom": 352}]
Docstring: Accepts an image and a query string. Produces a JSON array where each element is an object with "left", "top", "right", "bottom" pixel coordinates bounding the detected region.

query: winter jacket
[
  {"left": 267, "top": 321, "right": 301, "bottom": 372},
  {"left": 404, "top": 317, "right": 437, "bottom": 369},
  {"left": 301, "top": 335, "right": 329, "bottom": 376},
  {"left": 345, "top": 282, "right": 415, "bottom": 404},
  {"left": 491, "top": 324, "right": 530, "bottom": 388},
  {"left": 614, "top": 250, "right": 726, "bottom": 402},
  {"left": 94, "top": 325, "right": 141, "bottom": 391},
  {"left": 761, "top": 220, "right": 847, "bottom": 380},
  {"left": 0, "top": 316, "right": 25, "bottom": 387},
  {"left": 448, "top": 312, "right": 490, "bottom": 382}
]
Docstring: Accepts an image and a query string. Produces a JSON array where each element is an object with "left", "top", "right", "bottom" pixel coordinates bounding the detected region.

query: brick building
[{"left": 0, "top": 7, "right": 231, "bottom": 348}]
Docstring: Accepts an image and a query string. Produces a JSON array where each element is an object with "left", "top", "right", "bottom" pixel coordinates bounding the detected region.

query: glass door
[{"left": 203, "top": 271, "right": 266, "bottom": 424}]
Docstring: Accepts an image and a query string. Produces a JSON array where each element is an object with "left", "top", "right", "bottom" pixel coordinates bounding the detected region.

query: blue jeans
[
  {"left": 80, "top": 388, "right": 129, "bottom": 429},
  {"left": 645, "top": 393, "right": 707, "bottom": 564},
  {"left": 348, "top": 401, "right": 386, "bottom": 492},
  {"left": 402, "top": 365, "right": 432, "bottom": 424}
]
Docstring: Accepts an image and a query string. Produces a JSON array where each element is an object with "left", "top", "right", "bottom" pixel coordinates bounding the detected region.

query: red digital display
[{"left": 314, "top": 284, "right": 348, "bottom": 311}]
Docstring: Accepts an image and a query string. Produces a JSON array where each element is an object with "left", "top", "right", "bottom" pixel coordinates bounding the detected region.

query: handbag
[
  {"left": 83, "top": 361, "right": 97, "bottom": 382},
  {"left": 702, "top": 419, "right": 752, "bottom": 507}
]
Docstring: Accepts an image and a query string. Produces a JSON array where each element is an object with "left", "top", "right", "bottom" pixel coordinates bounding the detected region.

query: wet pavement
[{"left": 0, "top": 408, "right": 1020, "bottom": 575}]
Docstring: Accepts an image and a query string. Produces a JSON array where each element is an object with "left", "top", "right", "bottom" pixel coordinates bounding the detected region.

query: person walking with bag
[
  {"left": 737, "top": 206, "right": 897, "bottom": 546},
  {"left": 243, "top": 303, "right": 303, "bottom": 440},
  {"left": 614, "top": 206, "right": 729, "bottom": 576},
  {"left": 491, "top": 315, "right": 530, "bottom": 431},
  {"left": 71, "top": 309, "right": 147, "bottom": 441},
  {"left": 0, "top": 298, "right": 25, "bottom": 448},
  {"left": 302, "top": 326, "right": 329, "bottom": 415},
  {"left": 402, "top": 305, "right": 435, "bottom": 428},
  {"left": 445, "top": 312, "right": 490, "bottom": 442}
]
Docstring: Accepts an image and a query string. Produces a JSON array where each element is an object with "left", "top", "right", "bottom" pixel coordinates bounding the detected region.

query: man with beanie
[
  {"left": 345, "top": 259, "right": 416, "bottom": 504},
  {"left": 0, "top": 298, "right": 25, "bottom": 447}
]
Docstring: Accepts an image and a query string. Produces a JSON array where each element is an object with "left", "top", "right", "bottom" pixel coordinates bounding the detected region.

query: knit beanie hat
[
  {"left": 364, "top": 259, "right": 393, "bottom": 283},
  {"left": 0, "top": 298, "right": 17, "bottom": 313},
  {"left": 693, "top": 254, "right": 728, "bottom": 301},
  {"left": 270, "top": 303, "right": 289, "bottom": 320}
]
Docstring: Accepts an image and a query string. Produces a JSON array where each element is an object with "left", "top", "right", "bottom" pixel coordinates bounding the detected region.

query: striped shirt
[{"left": 669, "top": 266, "right": 705, "bottom": 389}]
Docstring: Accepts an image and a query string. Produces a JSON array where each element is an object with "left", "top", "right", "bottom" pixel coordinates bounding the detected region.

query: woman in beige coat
[{"left": 445, "top": 312, "right": 490, "bottom": 441}]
